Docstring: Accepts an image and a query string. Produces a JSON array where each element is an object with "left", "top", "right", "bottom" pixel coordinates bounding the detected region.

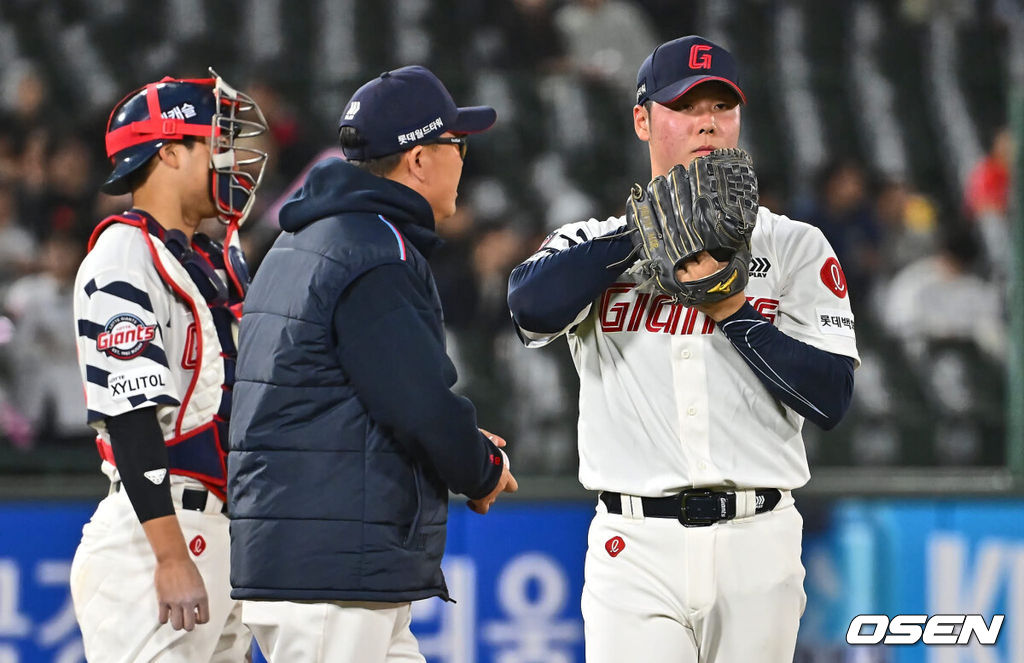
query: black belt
[
  {"left": 113, "top": 481, "right": 227, "bottom": 514},
  {"left": 600, "top": 488, "right": 782, "bottom": 527}
]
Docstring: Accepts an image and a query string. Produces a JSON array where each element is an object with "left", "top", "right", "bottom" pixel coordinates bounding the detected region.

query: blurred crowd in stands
[{"left": 0, "top": 0, "right": 1017, "bottom": 473}]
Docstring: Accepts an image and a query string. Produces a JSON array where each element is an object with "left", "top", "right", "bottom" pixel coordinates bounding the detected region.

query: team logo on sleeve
[
  {"left": 819, "top": 257, "right": 848, "bottom": 298},
  {"left": 97, "top": 313, "right": 157, "bottom": 359}
]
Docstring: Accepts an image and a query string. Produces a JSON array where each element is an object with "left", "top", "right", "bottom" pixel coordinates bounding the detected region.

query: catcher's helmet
[{"left": 103, "top": 68, "right": 268, "bottom": 226}]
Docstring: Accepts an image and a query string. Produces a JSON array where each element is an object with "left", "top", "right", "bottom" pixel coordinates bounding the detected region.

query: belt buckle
[{"left": 678, "top": 489, "right": 720, "bottom": 527}]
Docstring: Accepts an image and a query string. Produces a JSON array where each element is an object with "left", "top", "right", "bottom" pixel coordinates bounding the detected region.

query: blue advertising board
[
  {"left": 0, "top": 500, "right": 594, "bottom": 663},
  {"left": 799, "top": 499, "right": 1024, "bottom": 662},
  {"left": 0, "top": 503, "right": 93, "bottom": 663},
  {"left": 2, "top": 497, "right": 1023, "bottom": 662}
]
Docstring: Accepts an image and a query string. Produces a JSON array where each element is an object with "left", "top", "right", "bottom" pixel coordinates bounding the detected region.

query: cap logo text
[
  {"left": 161, "top": 103, "right": 196, "bottom": 120},
  {"left": 397, "top": 117, "right": 443, "bottom": 146},
  {"left": 636, "top": 82, "right": 647, "bottom": 103},
  {"left": 343, "top": 101, "right": 360, "bottom": 120},
  {"left": 689, "top": 44, "right": 713, "bottom": 70}
]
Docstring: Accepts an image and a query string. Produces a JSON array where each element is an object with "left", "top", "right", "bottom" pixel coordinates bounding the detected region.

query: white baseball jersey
[
  {"left": 74, "top": 219, "right": 226, "bottom": 485},
  {"left": 71, "top": 216, "right": 249, "bottom": 662},
  {"left": 515, "top": 207, "right": 860, "bottom": 496}
]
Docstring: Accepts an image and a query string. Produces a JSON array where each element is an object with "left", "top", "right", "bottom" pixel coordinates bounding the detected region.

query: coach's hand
[
  {"left": 468, "top": 464, "right": 518, "bottom": 515},
  {"left": 480, "top": 428, "right": 506, "bottom": 448},
  {"left": 468, "top": 429, "right": 518, "bottom": 515}
]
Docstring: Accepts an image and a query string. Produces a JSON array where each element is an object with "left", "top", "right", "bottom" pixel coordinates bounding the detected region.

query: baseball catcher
[{"left": 625, "top": 147, "right": 759, "bottom": 307}]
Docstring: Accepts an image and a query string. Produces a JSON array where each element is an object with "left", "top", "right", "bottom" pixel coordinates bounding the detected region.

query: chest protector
[{"left": 87, "top": 211, "right": 249, "bottom": 499}]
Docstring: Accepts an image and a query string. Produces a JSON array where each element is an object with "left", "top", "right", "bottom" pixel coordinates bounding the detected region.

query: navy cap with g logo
[
  {"left": 338, "top": 65, "right": 497, "bottom": 160},
  {"left": 636, "top": 35, "right": 746, "bottom": 107}
]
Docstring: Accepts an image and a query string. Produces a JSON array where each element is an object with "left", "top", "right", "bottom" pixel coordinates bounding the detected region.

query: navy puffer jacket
[{"left": 228, "top": 158, "right": 502, "bottom": 602}]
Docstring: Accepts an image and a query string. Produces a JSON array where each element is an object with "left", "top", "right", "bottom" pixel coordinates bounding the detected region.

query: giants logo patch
[
  {"left": 820, "top": 257, "right": 848, "bottom": 298},
  {"left": 97, "top": 314, "right": 156, "bottom": 359}
]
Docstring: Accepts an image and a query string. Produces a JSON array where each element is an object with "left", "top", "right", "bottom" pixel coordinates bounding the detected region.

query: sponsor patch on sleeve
[
  {"left": 816, "top": 308, "right": 856, "bottom": 337},
  {"left": 108, "top": 366, "right": 171, "bottom": 401}
]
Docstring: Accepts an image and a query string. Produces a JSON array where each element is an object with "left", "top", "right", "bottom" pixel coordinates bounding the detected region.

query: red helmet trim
[{"left": 104, "top": 78, "right": 221, "bottom": 157}]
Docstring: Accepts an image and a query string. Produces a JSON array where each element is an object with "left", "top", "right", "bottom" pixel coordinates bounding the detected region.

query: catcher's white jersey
[
  {"left": 74, "top": 222, "right": 225, "bottom": 482},
  {"left": 515, "top": 207, "right": 860, "bottom": 496}
]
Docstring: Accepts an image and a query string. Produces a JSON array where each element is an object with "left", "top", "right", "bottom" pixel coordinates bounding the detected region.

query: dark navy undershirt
[
  {"left": 508, "top": 231, "right": 635, "bottom": 334},
  {"left": 106, "top": 407, "right": 174, "bottom": 523},
  {"left": 507, "top": 228, "right": 854, "bottom": 430},
  {"left": 717, "top": 302, "right": 854, "bottom": 429}
]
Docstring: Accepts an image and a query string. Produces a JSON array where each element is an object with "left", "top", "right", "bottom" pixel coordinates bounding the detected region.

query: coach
[{"left": 227, "top": 66, "right": 517, "bottom": 663}]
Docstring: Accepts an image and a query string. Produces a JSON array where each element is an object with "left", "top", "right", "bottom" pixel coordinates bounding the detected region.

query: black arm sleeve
[
  {"left": 106, "top": 407, "right": 174, "bottom": 523},
  {"left": 334, "top": 263, "right": 503, "bottom": 500},
  {"left": 718, "top": 302, "right": 856, "bottom": 430},
  {"left": 507, "top": 230, "right": 634, "bottom": 334}
]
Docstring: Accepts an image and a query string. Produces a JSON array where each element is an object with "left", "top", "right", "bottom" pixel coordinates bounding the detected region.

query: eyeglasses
[{"left": 425, "top": 135, "right": 468, "bottom": 160}]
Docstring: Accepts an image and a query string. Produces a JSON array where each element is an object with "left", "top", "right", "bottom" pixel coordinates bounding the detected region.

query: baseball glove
[{"left": 624, "top": 148, "right": 759, "bottom": 307}]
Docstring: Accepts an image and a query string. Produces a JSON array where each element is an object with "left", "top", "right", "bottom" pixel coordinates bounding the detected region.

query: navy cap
[
  {"left": 338, "top": 65, "right": 497, "bottom": 160},
  {"left": 636, "top": 35, "right": 746, "bottom": 107}
]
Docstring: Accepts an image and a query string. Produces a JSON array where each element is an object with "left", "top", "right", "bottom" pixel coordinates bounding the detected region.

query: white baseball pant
[
  {"left": 581, "top": 492, "right": 805, "bottom": 663},
  {"left": 243, "top": 599, "right": 426, "bottom": 663},
  {"left": 69, "top": 483, "right": 248, "bottom": 663}
]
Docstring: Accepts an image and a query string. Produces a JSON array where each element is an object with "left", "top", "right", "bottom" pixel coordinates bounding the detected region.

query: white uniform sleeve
[
  {"left": 513, "top": 215, "right": 627, "bottom": 348},
  {"left": 74, "top": 266, "right": 181, "bottom": 425},
  {"left": 774, "top": 221, "right": 861, "bottom": 367}
]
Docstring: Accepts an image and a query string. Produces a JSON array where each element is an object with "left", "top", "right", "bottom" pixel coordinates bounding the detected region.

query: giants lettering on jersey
[
  {"left": 97, "top": 314, "right": 157, "bottom": 359},
  {"left": 599, "top": 283, "right": 779, "bottom": 334}
]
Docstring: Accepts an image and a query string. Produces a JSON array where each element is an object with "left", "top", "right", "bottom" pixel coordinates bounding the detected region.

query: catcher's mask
[{"left": 103, "top": 68, "right": 268, "bottom": 227}]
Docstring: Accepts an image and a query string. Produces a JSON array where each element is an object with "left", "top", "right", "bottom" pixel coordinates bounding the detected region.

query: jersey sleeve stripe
[
  {"left": 86, "top": 365, "right": 109, "bottom": 387},
  {"left": 85, "top": 395, "right": 181, "bottom": 424},
  {"left": 94, "top": 281, "right": 155, "bottom": 312},
  {"left": 77, "top": 319, "right": 105, "bottom": 339},
  {"left": 84, "top": 278, "right": 98, "bottom": 297},
  {"left": 138, "top": 343, "right": 170, "bottom": 366}
]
